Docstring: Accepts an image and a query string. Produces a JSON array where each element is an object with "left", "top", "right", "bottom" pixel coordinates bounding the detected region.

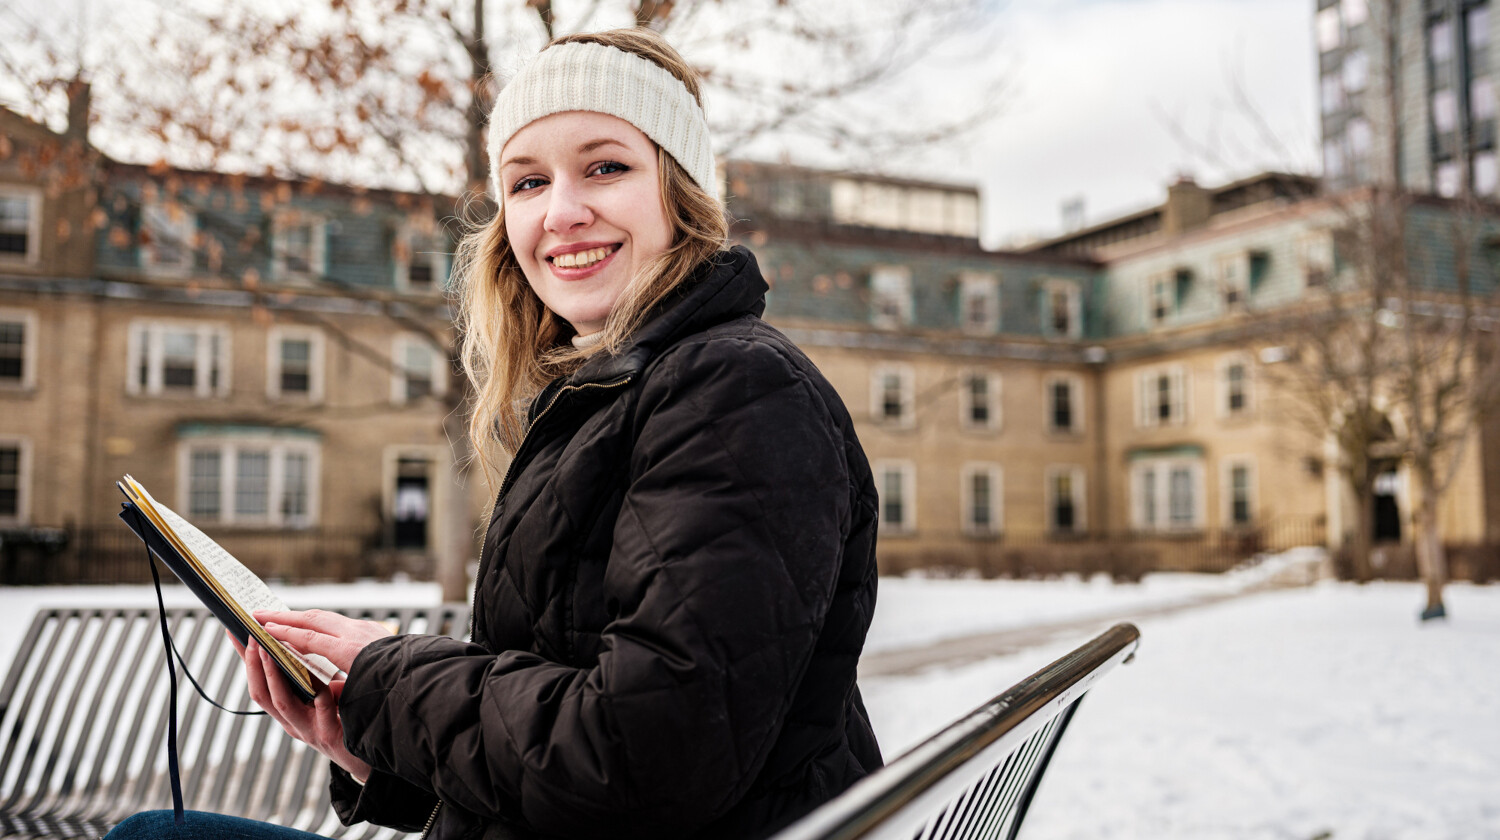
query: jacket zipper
[
  {"left": 418, "top": 799, "right": 442, "bottom": 840},
  {"left": 468, "top": 374, "right": 635, "bottom": 642}
]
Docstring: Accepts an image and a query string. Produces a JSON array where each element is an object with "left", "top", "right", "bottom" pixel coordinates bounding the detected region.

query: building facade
[{"left": 0, "top": 106, "right": 486, "bottom": 585}]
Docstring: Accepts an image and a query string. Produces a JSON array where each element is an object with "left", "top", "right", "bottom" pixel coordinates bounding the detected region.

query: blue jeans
[{"left": 105, "top": 811, "right": 333, "bottom": 839}]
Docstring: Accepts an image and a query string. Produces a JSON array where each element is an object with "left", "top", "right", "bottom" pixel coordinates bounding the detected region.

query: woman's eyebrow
[
  {"left": 499, "top": 154, "right": 536, "bottom": 170},
  {"left": 578, "top": 138, "right": 631, "bottom": 154}
]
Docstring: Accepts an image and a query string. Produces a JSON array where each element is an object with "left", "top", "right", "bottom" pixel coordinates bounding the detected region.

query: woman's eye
[
  {"left": 510, "top": 177, "right": 546, "bottom": 195},
  {"left": 591, "top": 161, "right": 630, "bottom": 177}
]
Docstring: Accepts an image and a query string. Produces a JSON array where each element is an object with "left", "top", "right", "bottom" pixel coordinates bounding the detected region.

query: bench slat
[{"left": 0, "top": 606, "right": 469, "bottom": 839}]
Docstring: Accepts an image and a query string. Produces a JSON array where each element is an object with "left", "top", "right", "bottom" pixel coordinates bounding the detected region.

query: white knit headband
[{"left": 487, "top": 41, "right": 718, "bottom": 201}]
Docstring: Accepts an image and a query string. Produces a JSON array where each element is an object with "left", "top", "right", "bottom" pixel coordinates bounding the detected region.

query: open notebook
[{"left": 117, "top": 474, "right": 339, "bottom": 703}]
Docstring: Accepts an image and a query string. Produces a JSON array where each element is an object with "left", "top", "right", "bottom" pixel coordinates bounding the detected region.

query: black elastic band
[{"left": 137, "top": 512, "right": 270, "bottom": 824}]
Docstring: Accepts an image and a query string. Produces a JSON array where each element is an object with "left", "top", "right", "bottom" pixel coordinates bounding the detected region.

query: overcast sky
[{"left": 958, "top": 0, "right": 1320, "bottom": 246}]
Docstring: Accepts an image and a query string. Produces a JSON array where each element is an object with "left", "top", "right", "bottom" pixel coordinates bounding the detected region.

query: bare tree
[{"left": 3, "top": 0, "right": 1004, "bottom": 601}]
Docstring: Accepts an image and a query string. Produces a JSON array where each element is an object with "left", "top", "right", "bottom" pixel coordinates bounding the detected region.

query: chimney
[
  {"left": 1162, "top": 174, "right": 1212, "bottom": 235},
  {"left": 65, "top": 78, "right": 91, "bottom": 146}
]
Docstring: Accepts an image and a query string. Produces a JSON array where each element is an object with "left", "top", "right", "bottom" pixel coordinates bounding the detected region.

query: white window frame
[
  {"left": 1045, "top": 373, "right": 1084, "bottom": 435},
  {"left": 874, "top": 459, "right": 917, "bottom": 535},
  {"left": 1045, "top": 464, "right": 1087, "bottom": 534},
  {"left": 1216, "top": 252, "right": 1249, "bottom": 309},
  {"left": 961, "top": 462, "right": 1004, "bottom": 536},
  {"left": 266, "top": 326, "right": 326, "bottom": 402},
  {"left": 176, "top": 434, "right": 321, "bottom": 528},
  {"left": 1043, "top": 279, "right": 1082, "bottom": 339},
  {"left": 870, "top": 363, "right": 916, "bottom": 428},
  {"left": 140, "top": 197, "right": 196, "bottom": 275},
  {"left": 959, "top": 369, "right": 1002, "bottom": 432},
  {"left": 0, "top": 435, "right": 32, "bottom": 526},
  {"left": 1136, "top": 364, "right": 1190, "bottom": 428},
  {"left": 1217, "top": 353, "right": 1254, "bottom": 418},
  {"left": 1221, "top": 456, "right": 1258, "bottom": 529},
  {"left": 1131, "top": 457, "right": 1206, "bottom": 532},
  {"left": 869, "top": 265, "right": 913, "bottom": 329},
  {"left": 391, "top": 334, "right": 448, "bottom": 405},
  {"left": 126, "top": 319, "right": 232, "bottom": 398},
  {"left": 0, "top": 308, "right": 38, "bottom": 391},
  {"left": 958, "top": 271, "right": 1001, "bottom": 334},
  {"left": 394, "top": 218, "right": 449, "bottom": 292},
  {"left": 0, "top": 185, "right": 42, "bottom": 266},
  {"left": 271, "top": 210, "right": 328, "bottom": 282}
]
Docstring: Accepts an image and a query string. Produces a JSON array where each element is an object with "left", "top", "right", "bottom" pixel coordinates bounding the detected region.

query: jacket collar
[{"left": 570, "top": 245, "right": 768, "bottom": 385}]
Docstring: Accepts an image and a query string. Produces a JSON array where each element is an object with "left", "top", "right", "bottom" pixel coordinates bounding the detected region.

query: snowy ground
[
  {"left": 861, "top": 580, "right": 1500, "bottom": 840},
  {"left": 1, "top": 556, "right": 1494, "bottom": 838}
]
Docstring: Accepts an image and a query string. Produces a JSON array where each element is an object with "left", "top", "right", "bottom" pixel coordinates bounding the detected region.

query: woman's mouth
[{"left": 548, "top": 244, "right": 621, "bottom": 272}]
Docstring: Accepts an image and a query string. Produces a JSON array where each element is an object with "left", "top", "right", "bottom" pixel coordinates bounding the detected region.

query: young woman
[{"left": 109, "top": 27, "right": 882, "bottom": 840}]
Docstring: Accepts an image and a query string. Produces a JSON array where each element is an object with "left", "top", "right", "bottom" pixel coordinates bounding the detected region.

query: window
[
  {"left": 1223, "top": 458, "right": 1257, "bottom": 527},
  {"left": 1317, "top": 7, "right": 1341, "bottom": 52},
  {"left": 1219, "top": 354, "right": 1253, "bottom": 417},
  {"left": 140, "top": 198, "right": 196, "bottom": 273},
  {"left": 958, "top": 272, "right": 1000, "bottom": 334},
  {"left": 0, "top": 310, "right": 36, "bottom": 389},
  {"left": 1043, "top": 280, "right": 1081, "bottom": 338},
  {"left": 874, "top": 460, "right": 916, "bottom": 534},
  {"left": 1478, "top": 151, "right": 1499, "bottom": 196},
  {"left": 0, "top": 186, "right": 40, "bottom": 264},
  {"left": 1342, "top": 0, "right": 1366, "bottom": 27},
  {"left": 1321, "top": 74, "right": 1346, "bottom": 115},
  {"left": 0, "top": 438, "right": 28, "bottom": 524},
  {"left": 870, "top": 364, "right": 916, "bottom": 427},
  {"left": 1216, "top": 253, "right": 1248, "bottom": 309},
  {"left": 179, "top": 434, "right": 320, "bottom": 527},
  {"left": 1137, "top": 364, "right": 1188, "bottom": 427},
  {"left": 127, "top": 321, "right": 231, "bottom": 397},
  {"left": 1148, "top": 274, "right": 1175, "bottom": 325},
  {"left": 869, "top": 266, "right": 913, "bottom": 328},
  {"left": 395, "top": 218, "right": 448, "bottom": 292},
  {"left": 1301, "top": 231, "right": 1335, "bottom": 287},
  {"left": 1436, "top": 160, "right": 1461, "bottom": 197},
  {"left": 961, "top": 463, "right": 1003, "bottom": 536},
  {"left": 271, "top": 210, "right": 327, "bottom": 281},
  {"left": 1433, "top": 87, "right": 1459, "bottom": 134},
  {"left": 1046, "top": 374, "right": 1082, "bottom": 434},
  {"left": 1132, "top": 457, "right": 1204, "bottom": 531},
  {"left": 392, "top": 335, "right": 447, "bottom": 404},
  {"left": 1431, "top": 18, "right": 1455, "bottom": 65},
  {"left": 1342, "top": 49, "right": 1368, "bottom": 93},
  {"left": 1324, "top": 138, "right": 1347, "bottom": 180},
  {"left": 960, "top": 370, "right": 1001, "bottom": 431},
  {"left": 267, "top": 327, "right": 325, "bottom": 401},
  {"left": 1470, "top": 4, "right": 1491, "bottom": 52},
  {"left": 1046, "top": 466, "right": 1086, "bottom": 534}
]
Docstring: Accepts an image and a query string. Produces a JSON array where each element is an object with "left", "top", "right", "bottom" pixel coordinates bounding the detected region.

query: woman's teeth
[{"left": 553, "top": 247, "right": 613, "bottom": 268}]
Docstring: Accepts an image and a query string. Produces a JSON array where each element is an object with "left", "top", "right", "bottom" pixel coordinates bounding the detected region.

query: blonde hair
[{"left": 453, "top": 28, "right": 729, "bottom": 491}]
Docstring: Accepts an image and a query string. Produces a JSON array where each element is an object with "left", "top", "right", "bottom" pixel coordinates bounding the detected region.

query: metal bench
[
  {"left": 0, "top": 605, "right": 470, "bottom": 839},
  {"left": 2, "top": 608, "right": 1137, "bottom": 840},
  {"left": 773, "top": 623, "right": 1141, "bottom": 840}
]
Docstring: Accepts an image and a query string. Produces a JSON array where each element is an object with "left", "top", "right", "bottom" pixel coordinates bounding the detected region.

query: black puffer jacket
[{"left": 332, "top": 247, "right": 882, "bottom": 840}]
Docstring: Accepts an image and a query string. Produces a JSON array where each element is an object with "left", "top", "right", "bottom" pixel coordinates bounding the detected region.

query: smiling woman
[{"left": 106, "top": 26, "right": 884, "bottom": 840}]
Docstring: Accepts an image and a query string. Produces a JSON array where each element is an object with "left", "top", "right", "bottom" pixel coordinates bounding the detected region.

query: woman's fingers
[{"left": 253, "top": 609, "right": 392, "bottom": 673}]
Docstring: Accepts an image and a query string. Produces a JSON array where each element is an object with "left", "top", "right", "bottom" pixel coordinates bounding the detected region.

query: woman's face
[{"left": 499, "top": 111, "right": 674, "bottom": 336}]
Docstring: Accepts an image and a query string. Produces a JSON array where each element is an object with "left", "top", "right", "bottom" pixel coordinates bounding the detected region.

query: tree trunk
[
  {"left": 1413, "top": 462, "right": 1449, "bottom": 617},
  {"left": 1345, "top": 470, "right": 1376, "bottom": 582}
]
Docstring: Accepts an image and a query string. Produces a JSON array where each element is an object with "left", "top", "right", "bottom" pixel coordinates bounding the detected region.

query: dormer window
[
  {"left": 0, "top": 187, "right": 41, "bottom": 264},
  {"left": 395, "top": 217, "right": 448, "bottom": 292},
  {"left": 272, "top": 210, "right": 327, "bottom": 281},
  {"left": 869, "top": 266, "right": 913, "bottom": 329}
]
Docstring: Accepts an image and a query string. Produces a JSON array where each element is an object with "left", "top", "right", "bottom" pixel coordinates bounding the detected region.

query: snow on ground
[
  {"left": 864, "top": 547, "right": 1323, "bottom": 653},
  {"left": 3, "top": 549, "right": 1492, "bottom": 837},
  {"left": 860, "top": 580, "right": 1500, "bottom": 840}
]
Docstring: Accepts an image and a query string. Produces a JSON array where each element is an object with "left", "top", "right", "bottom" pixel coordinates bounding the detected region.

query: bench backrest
[
  {"left": 0, "top": 605, "right": 469, "bottom": 840},
  {"left": 772, "top": 623, "right": 1140, "bottom": 840}
]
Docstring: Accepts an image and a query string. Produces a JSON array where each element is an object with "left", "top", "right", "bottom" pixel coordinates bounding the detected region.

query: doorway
[{"left": 393, "top": 456, "right": 430, "bottom": 549}]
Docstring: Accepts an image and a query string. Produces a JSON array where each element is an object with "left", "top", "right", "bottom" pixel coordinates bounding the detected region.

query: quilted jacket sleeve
[{"left": 337, "top": 336, "right": 853, "bottom": 838}]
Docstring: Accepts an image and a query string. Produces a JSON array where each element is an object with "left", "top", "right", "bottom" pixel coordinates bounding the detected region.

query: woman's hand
[{"left": 229, "top": 609, "right": 394, "bottom": 783}]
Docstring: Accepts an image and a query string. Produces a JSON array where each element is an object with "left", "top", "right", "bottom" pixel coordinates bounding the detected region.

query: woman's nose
[{"left": 543, "top": 180, "right": 594, "bottom": 232}]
